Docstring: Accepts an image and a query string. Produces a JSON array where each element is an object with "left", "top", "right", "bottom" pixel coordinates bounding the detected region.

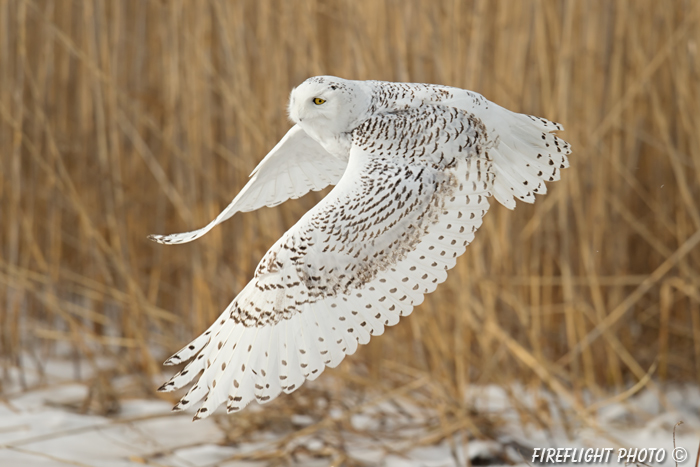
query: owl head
[{"left": 288, "top": 76, "right": 371, "bottom": 136}]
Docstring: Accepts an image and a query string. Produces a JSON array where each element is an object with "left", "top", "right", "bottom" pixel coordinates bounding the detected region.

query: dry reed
[{"left": 1, "top": 0, "right": 699, "bottom": 459}]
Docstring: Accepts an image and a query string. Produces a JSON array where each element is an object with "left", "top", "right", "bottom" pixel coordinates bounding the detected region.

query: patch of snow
[
  {"left": 290, "top": 414, "right": 315, "bottom": 427},
  {"left": 0, "top": 393, "right": 225, "bottom": 467},
  {"left": 351, "top": 413, "right": 376, "bottom": 431}
]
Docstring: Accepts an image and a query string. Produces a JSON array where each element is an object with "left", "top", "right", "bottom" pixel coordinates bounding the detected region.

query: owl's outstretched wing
[
  {"left": 149, "top": 124, "right": 347, "bottom": 245},
  {"left": 157, "top": 104, "right": 568, "bottom": 420}
]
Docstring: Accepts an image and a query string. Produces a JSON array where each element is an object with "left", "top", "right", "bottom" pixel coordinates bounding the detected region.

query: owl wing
[
  {"left": 158, "top": 105, "right": 569, "bottom": 420},
  {"left": 149, "top": 124, "right": 347, "bottom": 245},
  {"left": 393, "top": 82, "right": 573, "bottom": 209}
]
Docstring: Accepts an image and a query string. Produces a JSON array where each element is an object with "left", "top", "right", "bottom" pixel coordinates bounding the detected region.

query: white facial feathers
[{"left": 288, "top": 76, "right": 372, "bottom": 136}]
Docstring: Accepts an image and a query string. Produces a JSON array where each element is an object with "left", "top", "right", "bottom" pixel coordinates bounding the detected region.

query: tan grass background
[{"left": 1, "top": 0, "right": 700, "bottom": 438}]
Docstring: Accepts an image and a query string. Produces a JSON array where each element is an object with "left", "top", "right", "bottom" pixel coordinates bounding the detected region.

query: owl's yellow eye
[{"left": 313, "top": 97, "right": 326, "bottom": 105}]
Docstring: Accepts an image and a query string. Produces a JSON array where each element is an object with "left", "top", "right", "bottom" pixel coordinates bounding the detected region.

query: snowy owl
[{"left": 151, "top": 76, "right": 571, "bottom": 420}]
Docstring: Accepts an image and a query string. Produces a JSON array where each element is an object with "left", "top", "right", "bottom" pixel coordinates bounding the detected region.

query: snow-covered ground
[{"left": 2, "top": 359, "right": 699, "bottom": 467}]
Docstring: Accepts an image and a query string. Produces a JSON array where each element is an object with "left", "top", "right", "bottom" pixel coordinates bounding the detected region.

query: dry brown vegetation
[{"left": 1, "top": 0, "right": 700, "bottom": 460}]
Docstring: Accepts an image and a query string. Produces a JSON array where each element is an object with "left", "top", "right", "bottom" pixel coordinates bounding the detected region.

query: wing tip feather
[{"left": 147, "top": 233, "right": 166, "bottom": 244}]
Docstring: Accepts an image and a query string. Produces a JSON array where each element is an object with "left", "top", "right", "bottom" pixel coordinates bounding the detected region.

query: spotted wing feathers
[{"left": 159, "top": 167, "right": 492, "bottom": 420}]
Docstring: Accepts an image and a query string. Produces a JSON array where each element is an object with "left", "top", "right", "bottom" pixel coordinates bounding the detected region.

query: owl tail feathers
[{"left": 488, "top": 110, "right": 571, "bottom": 209}]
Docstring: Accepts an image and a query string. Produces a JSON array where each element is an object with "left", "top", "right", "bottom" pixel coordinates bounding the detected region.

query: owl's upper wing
[
  {"left": 149, "top": 124, "right": 347, "bottom": 245},
  {"left": 412, "top": 84, "right": 573, "bottom": 209},
  {"left": 157, "top": 106, "right": 502, "bottom": 419}
]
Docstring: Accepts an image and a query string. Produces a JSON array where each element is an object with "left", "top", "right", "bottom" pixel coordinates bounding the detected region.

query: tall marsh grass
[{"left": 1, "top": 0, "right": 699, "bottom": 447}]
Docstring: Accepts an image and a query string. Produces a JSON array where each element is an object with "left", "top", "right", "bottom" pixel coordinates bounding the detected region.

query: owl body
[{"left": 150, "top": 76, "right": 571, "bottom": 419}]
